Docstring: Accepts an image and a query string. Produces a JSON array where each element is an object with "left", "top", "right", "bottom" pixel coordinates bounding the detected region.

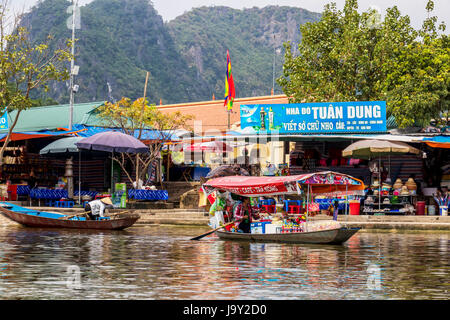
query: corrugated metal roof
[
  {"left": 0, "top": 102, "right": 105, "bottom": 133},
  {"left": 72, "top": 124, "right": 181, "bottom": 141},
  {"left": 183, "top": 133, "right": 427, "bottom": 143}
]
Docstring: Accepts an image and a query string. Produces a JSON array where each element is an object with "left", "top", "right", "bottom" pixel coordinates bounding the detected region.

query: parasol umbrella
[
  {"left": 76, "top": 131, "right": 149, "bottom": 193},
  {"left": 40, "top": 136, "right": 84, "bottom": 155},
  {"left": 76, "top": 131, "right": 149, "bottom": 153},
  {"left": 342, "top": 140, "right": 420, "bottom": 159},
  {"left": 205, "top": 165, "right": 250, "bottom": 179},
  {"left": 342, "top": 139, "right": 420, "bottom": 210}
]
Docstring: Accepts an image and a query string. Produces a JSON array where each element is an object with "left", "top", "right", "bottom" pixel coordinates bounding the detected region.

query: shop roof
[
  {"left": 182, "top": 133, "right": 427, "bottom": 143},
  {"left": 72, "top": 124, "right": 182, "bottom": 141},
  {"left": 0, "top": 128, "right": 88, "bottom": 142},
  {"left": 0, "top": 102, "right": 106, "bottom": 133}
]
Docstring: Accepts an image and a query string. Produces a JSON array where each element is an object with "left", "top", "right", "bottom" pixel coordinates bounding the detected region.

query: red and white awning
[{"left": 203, "top": 171, "right": 365, "bottom": 197}]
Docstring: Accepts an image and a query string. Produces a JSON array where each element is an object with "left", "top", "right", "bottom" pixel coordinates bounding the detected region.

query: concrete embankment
[
  {"left": 310, "top": 214, "right": 450, "bottom": 231},
  {"left": 1, "top": 207, "right": 450, "bottom": 231}
]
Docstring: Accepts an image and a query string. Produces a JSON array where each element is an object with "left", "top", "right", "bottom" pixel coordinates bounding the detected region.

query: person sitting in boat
[
  {"left": 85, "top": 197, "right": 113, "bottom": 220},
  {"left": 233, "top": 197, "right": 259, "bottom": 233}
]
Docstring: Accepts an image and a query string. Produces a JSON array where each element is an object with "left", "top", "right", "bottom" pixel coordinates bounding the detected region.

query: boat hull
[
  {"left": 216, "top": 227, "right": 359, "bottom": 244},
  {"left": 0, "top": 204, "right": 139, "bottom": 230}
]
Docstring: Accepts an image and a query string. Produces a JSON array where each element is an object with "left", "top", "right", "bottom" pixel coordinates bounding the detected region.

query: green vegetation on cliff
[{"left": 22, "top": 0, "right": 320, "bottom": 104}]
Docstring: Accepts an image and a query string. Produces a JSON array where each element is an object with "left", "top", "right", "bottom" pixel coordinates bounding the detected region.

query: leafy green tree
[
  {"left": 278, "top": 0, "right": 449, "bottom": 128},
  {"left": 97, "top": 97, "right": 193, "bottom": 185},
  {"left": 0, "top": 0, "right": 72, "bottom": 164},
  {"left": 384, "top": 3, "right": 449, "bottom": 127}
]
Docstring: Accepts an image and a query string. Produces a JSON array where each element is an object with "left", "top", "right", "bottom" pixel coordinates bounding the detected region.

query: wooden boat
[
  {"left": 0, "top": 202, "right": 139, "bottom": 230},
  {"left": 216, "top": 227, "right": 360, "bottom": 245},
  {"left": 201, "top": 171, "right": 366, "bottom": 244}
]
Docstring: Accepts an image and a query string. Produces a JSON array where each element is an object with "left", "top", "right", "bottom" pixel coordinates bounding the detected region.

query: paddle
[
  {"left": 105, "top": 210, "right": 132, "bottom": 218},
  {"left": 59, "top": 211, "right": 91, "bottom": 220},
  {"left": 60, "top": 210, "right": 132, "bottom": 220},
  {"left": 191, "top": 221, "right": 236, "bottom": 241}
]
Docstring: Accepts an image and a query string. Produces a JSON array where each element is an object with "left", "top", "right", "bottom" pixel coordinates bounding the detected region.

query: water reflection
[{"left": 0, "top": 225, "right": 448, "bottom": 300}]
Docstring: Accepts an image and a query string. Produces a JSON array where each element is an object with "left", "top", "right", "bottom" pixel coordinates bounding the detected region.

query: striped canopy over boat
[{"left": 202, "top": 171, "right": 365, "bottom": 197}]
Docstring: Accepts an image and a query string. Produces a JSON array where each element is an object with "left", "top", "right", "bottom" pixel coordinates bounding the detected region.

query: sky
[{"left": 8, "top": 0, "right": 450, "bottom": 31}]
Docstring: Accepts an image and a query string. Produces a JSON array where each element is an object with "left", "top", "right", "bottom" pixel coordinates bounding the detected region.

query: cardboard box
[
  {"left": 265, "top": 223, "right": 281, "bottom": 234},
  {"left": 251, "top": 221, "right": 271, "bottom": 234}
]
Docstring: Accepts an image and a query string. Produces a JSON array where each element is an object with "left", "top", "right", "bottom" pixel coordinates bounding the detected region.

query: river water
[{"left": 0, "top": 224, "right": 448, "bottom": 300}]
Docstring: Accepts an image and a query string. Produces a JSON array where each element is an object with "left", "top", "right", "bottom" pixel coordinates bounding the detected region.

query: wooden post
[
  {"left": 167, "top": 146, "right": 170, "bottom": 182},
  {"left": 306, "top": 184, "right": 310, "bottom": 231},
  {"left": 137, "top": 71, "right": 150, "bottom": 186}
]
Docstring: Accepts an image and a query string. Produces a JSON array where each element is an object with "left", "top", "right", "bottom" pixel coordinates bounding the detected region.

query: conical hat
[{"left": 100, "top": 197, "right": 113, "bottom": 205}]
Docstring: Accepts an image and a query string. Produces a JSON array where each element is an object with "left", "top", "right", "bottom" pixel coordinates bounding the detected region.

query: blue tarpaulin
[
  {"left": 72, "top": 124, "right": 180, "bottom": 141},
  {"left": 423, "top": 135, "right": 450, "bottom": 148}
]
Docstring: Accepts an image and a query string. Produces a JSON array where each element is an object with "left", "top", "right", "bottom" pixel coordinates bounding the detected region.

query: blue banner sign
[
  {"left": 240, "top": 101, "right": 387, "bottom": 134},
  {"left": 0, "top": 111, "right": 8, "bottom": 130}
]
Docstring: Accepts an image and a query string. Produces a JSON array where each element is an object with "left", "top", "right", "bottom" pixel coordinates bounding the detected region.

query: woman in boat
[
  {"left": 85, "top": 197, "right": 113, "bottom": 220},
  {"left": 233, "top": 197, "right": 259, "bottom": 233}
]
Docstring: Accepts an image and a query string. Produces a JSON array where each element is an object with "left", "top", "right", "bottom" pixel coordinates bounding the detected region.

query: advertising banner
[
  {"left": 240, "top": 101, "right": 387, "bottom": 134},
  {"left": 113, "top": 183, "right": 127, "bottom": 209},
  {"left": 0, "top": 111, "right": 8, "bottom": 130}
]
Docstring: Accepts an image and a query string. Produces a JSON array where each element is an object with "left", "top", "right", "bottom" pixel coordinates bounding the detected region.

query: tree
[
  {"left": 384, "top": 3, "right": 449, "bottom": 127},
  {"left": 278, "top": 0, "right": 449, "bottom": 128},
  {"left": 96, "top": 97, "right": 193, "bottom": 186},
  {"left": 0, "top": 0, "right": 72, "bottom": 164}
]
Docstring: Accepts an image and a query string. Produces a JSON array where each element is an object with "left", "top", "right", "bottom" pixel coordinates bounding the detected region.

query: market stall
[
  {"left": 342, "top": 139, "right": 421, "bottom": 215},
  {"left": 200, "top": 171, "right": 364, "bottom": 244}
]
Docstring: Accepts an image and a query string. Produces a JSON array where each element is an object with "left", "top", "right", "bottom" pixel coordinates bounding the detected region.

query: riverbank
[{"left": 1, "top": 206, "right": 450, "bottom": 231}]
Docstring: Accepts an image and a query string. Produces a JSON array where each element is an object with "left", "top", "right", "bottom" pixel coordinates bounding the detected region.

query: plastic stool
[
  {"left": 288, "top": 205, "right": 300, "bottom": 214},
  {"left": 262, "top": 204, "right": 276, "bottom": 213},
  {"left": 284, "top": 200, "right": 302, "bottom": 211}
]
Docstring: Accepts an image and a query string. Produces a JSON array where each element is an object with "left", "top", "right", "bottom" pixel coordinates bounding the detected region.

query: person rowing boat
[
  {"left": 233, "top": 197, "right": 259, "bottom": 233},
  {"left": 85, "top": 197, "right": 113, "bottom": 220}
]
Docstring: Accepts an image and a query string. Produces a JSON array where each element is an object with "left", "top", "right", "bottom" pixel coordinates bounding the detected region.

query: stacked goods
[
  {"left": 281, "top": 221, "right": 305, "bottom": 233},
  {"left": 405, "top": 178, "right": 417, "bottom": 195},
  {"left": 393, "top": 178, "right": 403, "bottom": 191}
]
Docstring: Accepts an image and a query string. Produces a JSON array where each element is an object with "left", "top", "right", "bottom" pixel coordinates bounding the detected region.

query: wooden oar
[
  {"left": 191, "top": 221, "right": 236, "bottom": 241},
  {"left": 105, "top": 210, "right": 132, "bottom": 218},
  {"left": 59, "top": 211, "right": 91, "bottom": 220},
  {"left": 59, "top": 210, "right": 132, "bottom": 220}
]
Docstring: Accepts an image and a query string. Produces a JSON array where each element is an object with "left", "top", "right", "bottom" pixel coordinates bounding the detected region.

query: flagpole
[{"left": 69, "top": 0, "right": 77, "bottom": 131}]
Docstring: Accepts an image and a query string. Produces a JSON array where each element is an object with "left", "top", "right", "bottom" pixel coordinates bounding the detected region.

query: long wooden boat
[
  {"left": 216, "top": 227, "right": 360, "bottom": 245},
  {"left": 0, "top": 202, "right": 139, "bottom": 230},
  {"left": 202, "top": 171, "right": 365, "bottom": 244}
]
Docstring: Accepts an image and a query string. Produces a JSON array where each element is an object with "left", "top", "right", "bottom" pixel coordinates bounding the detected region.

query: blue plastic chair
[
  {"left": 260, "top": 199, "right": 275, "bottom": 206},
  {"left": 283, "top": 200, "right": 302, "bottom": 211}
]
